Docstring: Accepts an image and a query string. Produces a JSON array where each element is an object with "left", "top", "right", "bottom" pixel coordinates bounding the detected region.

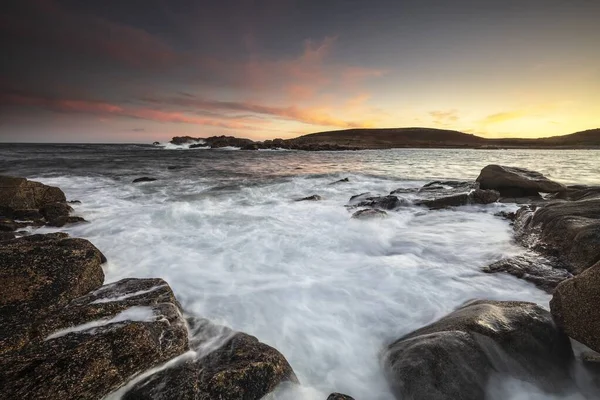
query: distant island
[{"left": 165, "top": 127, "right": 600, "bottom": 150}]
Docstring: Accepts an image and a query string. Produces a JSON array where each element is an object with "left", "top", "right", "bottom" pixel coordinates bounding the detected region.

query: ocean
[{"left": 2, "top": 143, "right": 599, "bottom": 399}]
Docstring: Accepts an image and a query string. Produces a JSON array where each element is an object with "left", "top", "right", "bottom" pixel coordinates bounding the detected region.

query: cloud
[
  {"left": 481, "top": 110, "right": 527, "bottom": 125},
  {"left": 429, "top": 110, "right": 459, "bottom": 126}
]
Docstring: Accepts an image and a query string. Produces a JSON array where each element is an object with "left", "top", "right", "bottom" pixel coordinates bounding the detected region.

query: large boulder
[
  {"left": 122, "top": 318, "right": 298, "bottom": 400},
  {"left": 0, "top": 176, "right": 66, "bottom": 210},
  {"left": 351, "top": 209, "right": 387, "bottom": 220},
  {"left": 0, "top": 278, "right": 188, "bottom": 400},
  {"left": 476, "top": 165, "right": 566, "bottom": 196},
  {"left": 0, "top": 233, "right": 106, "bottom": 354},
  {"left": 515, "top": 200, "right": 600, "bottom": 274},
  {"left": 382, "top": 300, "right": 574, "bottom": 400},
  {"left": 550, "top": 261, "right": 600, "bottom": 354}
]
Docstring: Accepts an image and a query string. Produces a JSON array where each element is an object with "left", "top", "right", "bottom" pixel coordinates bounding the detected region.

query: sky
[{"left": 0, "top": 0, "right": 599, "bottom": 143}]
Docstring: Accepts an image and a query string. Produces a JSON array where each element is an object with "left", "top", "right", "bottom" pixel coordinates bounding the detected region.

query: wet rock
[
  {"left": 133, "top": 177, "right": 157, "bottom": 183},
  {"left": 0, "top": 231, "right": 15, "bottom": 241},
  {"left": 296, "top": 194, "right": 322, "bottom": 201},
  {"left": 153, "top": 141, "right": 160, "bottom": 145},
  {"left": 122, "top": 319, "right": 298, "bottom": 400},
  {"left": 494, "top": 211, "right": 516, "bottom": 222},
  {"left": 13, "top": 209, "right": 44, "bottom": 221},
  {"left": 420, "top": 180, "right": 476, "bottom": 192},
  {"left": 330, "top": 178, "right": 350, "bottom": 185},
  {"left": 382, "top": 300, "right": 574, "bottom": 400},
  {"left": 348, "top": 192, "right": 372, "bottom": 205},
  {"left": 482, "top": 254, "right": 572, "bottom": 293},
  {"left": 0, "top": 175, "right": 66, "bottom": 210},
  {"left": 389, "top": 187, "right": 419, "bottom": 195},
  {"left": 548, "top": 185, "right": 600, "bottom": 202},
  {"left": 67, "top": 200, "right": 82, "bottom": 204},
  {"left": 417, "top": 189, "right": 500, "bottom": 209},
  {"left": 40, "top": 201, "right": 73, "bottom": 222},
  {"left": 550, "top": 261, "right": 600, "bottom": 354},
  {"left": 515, "top": 199, "right": 600, "bottom": 274},
  {"left": 356, "top": 195, "right": 406, "bottom": 210},
  {"left": 1, "top": 303, "right": 187, "bottom": 400},
  {"left": 46, "top": 215, "right": 88, "bottom": 227},
  {"left": 327, "top": 393, "right": 355, "bottom": 400},
  {"left": 0, "top": 233, "right": 106, "bottom": 354},
  {"left": 0, "top": 217, "right": 17, "bottom": 231},
  {"left": 476, "top": 165, "right": 566, "bottom": 196},
  {"left": 351, "top": 209, "right": 387, "bottom": 220}
]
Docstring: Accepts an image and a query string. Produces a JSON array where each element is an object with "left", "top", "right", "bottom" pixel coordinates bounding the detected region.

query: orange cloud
[{"left": 481, "top": 110, "right": 528, "bottom": 125}]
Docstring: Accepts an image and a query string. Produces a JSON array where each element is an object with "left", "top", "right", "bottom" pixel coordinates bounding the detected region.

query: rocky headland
[{"left": 2, "top": 165, "right": 600, "bottom": 399}]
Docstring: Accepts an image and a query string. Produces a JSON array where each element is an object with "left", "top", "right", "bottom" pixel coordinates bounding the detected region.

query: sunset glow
[{"left": 1, "top": 0, "right": 598, "bottom": 142}]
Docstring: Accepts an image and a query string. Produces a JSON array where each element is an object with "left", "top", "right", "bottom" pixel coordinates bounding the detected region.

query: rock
[
  {"left": 13, "top": 209, "right": 44, "bottom": 221},
  {"left": 348, "top": 192, "right": 372, "bottom": 205},
  {"left": 133, "top": 177, "right": 157, "bottom": 183},
  {"left": 548, "top": 185, "right": 600, "bottom": 202},
  {"left": 482, "top": 254, "right": 572, "bottom": 293},
  {"left": 356, "top": 195, "right": 406, "bottom": 210},
  {"left": 351, "top": 209, "right": 387, "bottom": 219},
  {"left": 0, "top": 176, "right": 66, "bottom": 210},
  {"left": 171, "top": 135, "right": 202, "bottom": 145},
  {"left": 0, "top": 233, "right": 106, "bottom": 354},
  {"left": 296, "top": 194, "right": 322, "bottom": 201},
  {"left": 494, "top": 211, "right": 516, "bottom": 222},
  {"left": 514, "top": 199, "right": 600, "bottom": 274},
  {"left": 420, "top": 180, "right": 476, "bottom": 192},
  {"left": 153, "top": 141, "right": 160, "bottom": 145},
  {"left": 550, "top": 261, "right": 600, "bottom": 354},
  {"left": 389, "top": 187, "right": 419, "bottom": 195},
  {"left": 0, "top": 231, "right": 15, "bottom": 241},
  {"left": 46, "top": 215, "right": 88, "bottom": 227},
  {"left": 68, "top": 200, "right": 82, "bottom": 204},
  {"left": 382, "top": 300, "right": 574, "bottom": 400},
  {"left": 330, "top": 178, "right": 350, "bottom": 185},
  {"left": 0, "top": 299, "right": 188, "bottom": 399},
  {"left": 476, "top": 165, "right": 566, "bottom": 196},
  {"left": 122, "top": 318, "right": 298, "bottom": 400},
  {"left": 0, "top": 217, "right": 17, "bottom": 231},
  {"left": 40, "top": 202, "right": 73, "bottom": 222},
  {"left": 417, "top": 189, "right": 500, "bottom": 209},
  {"left": 327, "top": 393, "right": 355, "bottom": 400}
]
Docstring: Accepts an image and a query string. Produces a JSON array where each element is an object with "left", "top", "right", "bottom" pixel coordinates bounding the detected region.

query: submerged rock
[
  {"left": 482, "top": 254, "right": 572, "bottom": 293},
  {"left": 46, "top": 215, "right": 87, "bottom": 227},
  {"left": 351, "top": 209, "right": 387, "bottom": 220},
  {"left": 550, "top": 261, "right": 600, "bottom": 354},
  {"left": 348, "top": 192, "right": 372, "bottom": 205},
  {"left": 515, "top": 199, "right": 600, "bottom": 274},
  {"left": 40, "top": 201, "right": 73, "bottom": 223},
  {"left": 133, "top": 177, "right": 157, "bottom": 183},
  {"left": 0, "top": 233, "right": 106, "bottom": 354},
  {"left": 382, "top": 300, "right": 574, "bottom": 400},
  {"left": 476, "top": 165, "right": 566, "bottom": 196},
  {"left": 122, "top": 319, "right": 298, "bottom": 400},
  {"left": 296, "top": 194, "right": 322, "bottom": 201}
]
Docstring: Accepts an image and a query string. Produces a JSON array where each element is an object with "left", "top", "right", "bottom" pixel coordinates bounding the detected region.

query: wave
[{"left": 156, "top": 140, "right": 210, "bottom": 150}]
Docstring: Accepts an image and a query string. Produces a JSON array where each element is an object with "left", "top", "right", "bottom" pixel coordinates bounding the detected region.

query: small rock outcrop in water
[
  {"left": 0, "top": 232, "right": 298, "bottom": 399},
  {"left": 550, "top": 261, "right": 600, "bottom": 354},
  {"left": 327, "top": 393, "right": 355, "bottom": 400},
  {"left": 296, "top": 194, "right": 322, "bottom": 201},
  {"left": 0, "top": 175, "right": 84, "bottom": 229},
  {"left": 351, "top": 209, "right": 388, "bottom": 220},
  {"left": 476, "top": 165, "right": 566, "bottom": 196},
  {"left": 482, "top": 254, "right": 572, "bottom": 293},
  {"left": 123, "top": 318, "right": 298, "bottom": 400},
  {"left": 330, "top": 177, "right": 350, "bottom": 185},
  {"left": 355, "top": 195, "right": 406, "bottom": 210},
  {"left": 133, "top": 177, "right": 157, "bottom": 183},
  {"left": 382, "top": 300, "right": 574, "bottom": 400},
  {"left": 416, "top": 188, "right": 500, "bottom": 209}
]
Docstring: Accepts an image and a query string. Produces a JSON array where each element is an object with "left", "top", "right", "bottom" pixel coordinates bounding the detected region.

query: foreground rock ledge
[
  {"left": 0, "top": 233, "right": 298, "bottom": 400},
  {"left": 382, "top": 300, "right": 574, "bottom": 400}
]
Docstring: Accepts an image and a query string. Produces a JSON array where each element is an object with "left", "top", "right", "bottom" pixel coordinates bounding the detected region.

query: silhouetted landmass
[{"left": 168, "top": 128, "right": 600, "bottom": 150}]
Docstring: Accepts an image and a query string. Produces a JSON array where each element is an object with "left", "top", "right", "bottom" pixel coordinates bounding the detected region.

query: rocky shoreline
[{"left": 2, "top": 165, "right": 600, "bottom": 399}]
